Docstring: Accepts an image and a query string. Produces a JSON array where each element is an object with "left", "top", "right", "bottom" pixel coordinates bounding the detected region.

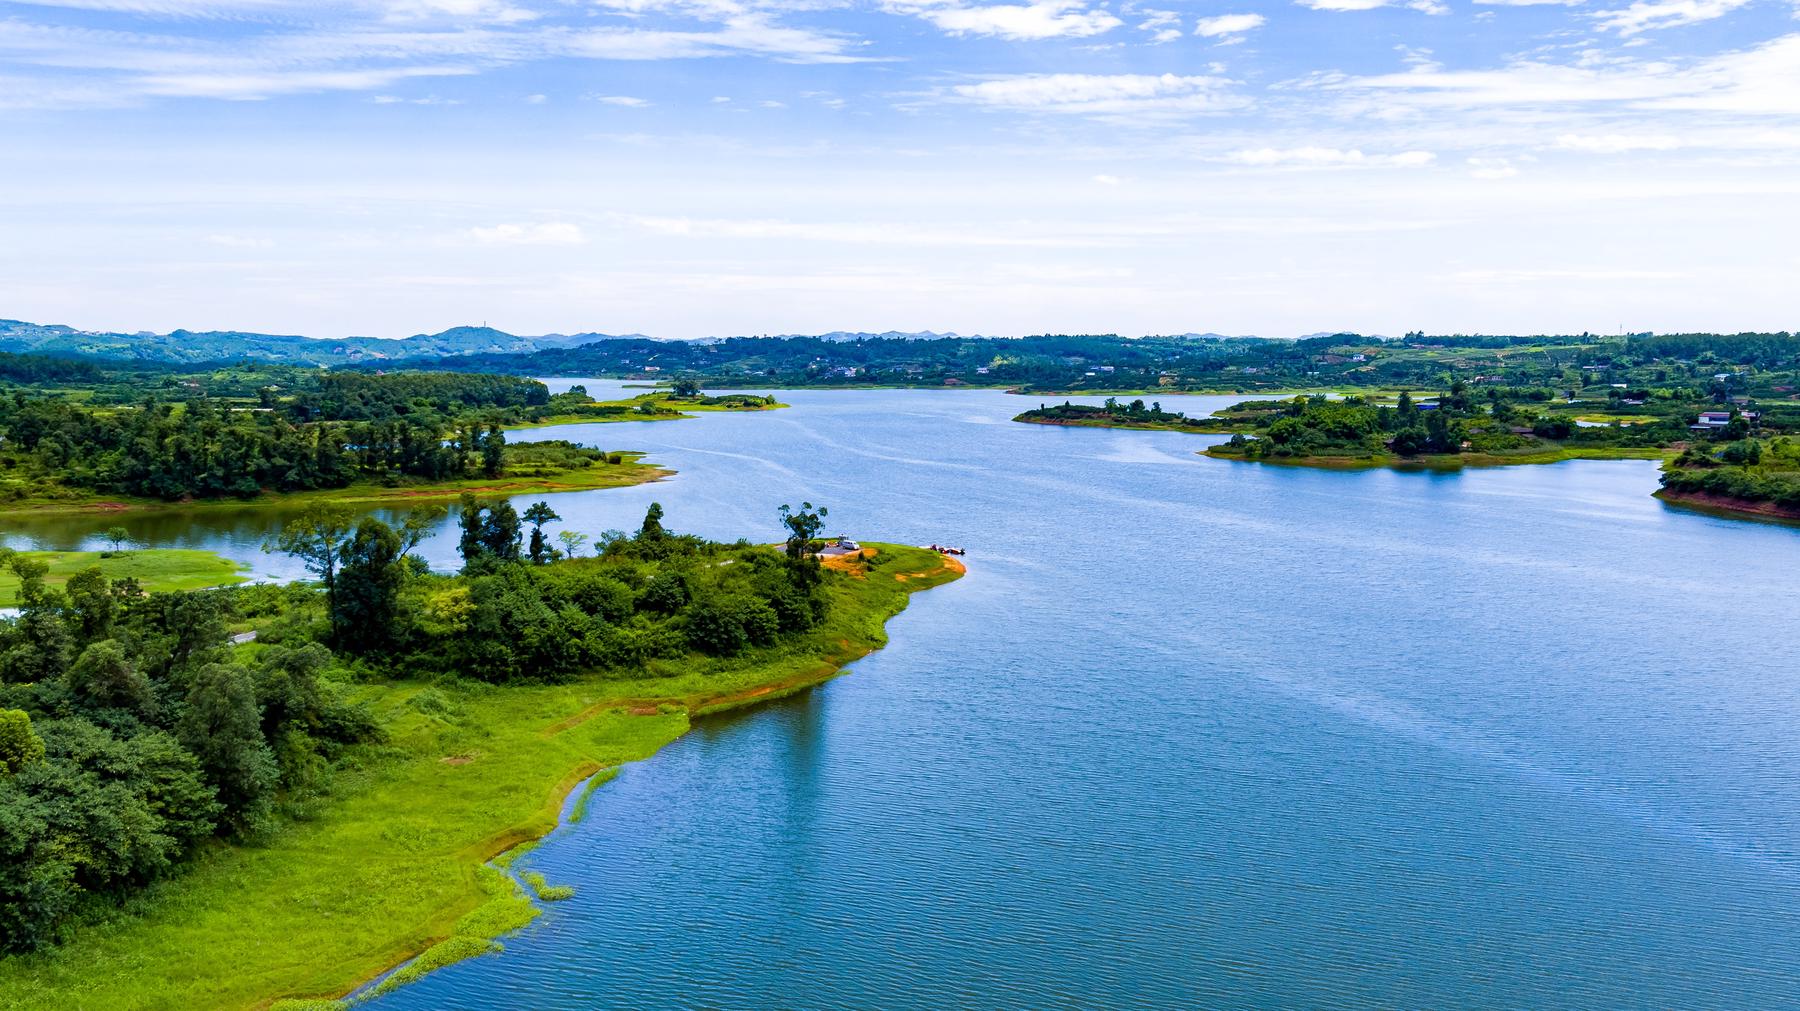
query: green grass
[
  {"left": 520, "top": 872, "right": 574, "bottom": 902},
  {"left": 567, "top": 767, "right": 619, "bottom": 824},
  {"left": 0, "top": 545, "right": 962, "bottom": 1011},
  {"left": 0, "top": 548, "right": 249, "bottom": 603}
]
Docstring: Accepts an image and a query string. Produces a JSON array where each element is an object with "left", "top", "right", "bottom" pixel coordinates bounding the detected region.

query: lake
[{"left": 19, "top": 386, "right": 1800, "bottom": 1008}]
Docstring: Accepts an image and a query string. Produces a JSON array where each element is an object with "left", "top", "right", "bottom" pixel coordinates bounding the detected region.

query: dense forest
[
  {"left": 0, "top": 394, "right": 528, "bottom": 502},
  {"left": 0, "top": 500, "right": 837, "bottom": 951},
  {"left": 0, "top": 368, "right": 664, "bottom": 504}
]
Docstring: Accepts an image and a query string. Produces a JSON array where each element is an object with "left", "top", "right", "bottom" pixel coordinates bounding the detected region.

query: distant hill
[
  {"left": 0, "top": 320, "right": 647, "bottom": 366},
  {"left": 767, "top": 330, "right": 991, "bottom": 343}
]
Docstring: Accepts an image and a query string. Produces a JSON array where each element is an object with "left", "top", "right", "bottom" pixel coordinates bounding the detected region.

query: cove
[{"left": 349, "top": 387, "right": 1800, "bottom": 1009}]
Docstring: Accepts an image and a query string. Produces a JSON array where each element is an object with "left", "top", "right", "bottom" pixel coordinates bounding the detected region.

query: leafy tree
[
  {"left": 103, "top": 527, "right": 132, "bottom": 553},
  {"left": 176, "top": 663, "right": 278, "bottom": 835},
  {"left": 65, "top": 640, "right": 151, "bottom": 714},
  {"left": 252, "top": 641, "right": 332, "bottom": 738},
  {"left": 481, "top": 425, "right": 505, "bottom": 479},
  {"left": 62, "top": 567, "right": 115, "bottom": 644},
  {"left": 556, "top": 530, "right": 589, "bottom": 559},
  {"left": 334, "top": 519, "right": 405, "bottom": 654},
  {"left": 456, "top": 496, "right": 522, "bottom": 570},
  {"left": 671, "top": 378, "right": 702, "bottom": 397},
  {"left": 0, "top": 710, "right": 43, "bottom": 775},
  {"left": 482, "top": 500, "right": 522, "bottom": 562},
  {"left": 0, "top": 555, "right": 73, "bottom": 685},
  {"left": 778, "top": 501, "right": 828, "bottom": 589},
  {"left": 269, "top": 506, "right": 354, "bottom": 621},
  {"left": 638, "top": 502, "right": 666, "bottom": 542},
  {"left": 395, "top": 505, "right": 446, "bottom": 561},
  {"left": 523, "top": 501, "right": 561, "bottom": 565}
]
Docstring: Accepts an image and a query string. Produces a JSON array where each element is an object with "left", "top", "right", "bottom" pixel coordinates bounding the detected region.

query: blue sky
[{"left": 0, "top": 0, "right": 1796, "bottom": 338}]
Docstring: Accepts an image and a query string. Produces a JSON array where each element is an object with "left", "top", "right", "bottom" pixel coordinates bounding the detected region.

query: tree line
[
  {"left": 0, "top": 500, "right": 836, "bottom": 951},
  {"left": 0, "top": 394, "right": 519, "bottom": 501}
]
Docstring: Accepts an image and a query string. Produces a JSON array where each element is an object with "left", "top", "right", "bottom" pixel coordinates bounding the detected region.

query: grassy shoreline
[
  {"left": 1014, "top": 415, "right": 1234, "bottom": 434},
  {"left": 503, "top": 392, "right": 787, "bottom": 431},
  {"left": 0, "top": 454, "right": 670, "bottom": 518},
  {"left": 1653, "top": 488, "right": 1800, "bottom": 526},
  {"left": 1201, "top": 444, "right": 1670, "bottom": 471},
  {"left": 0, "top": 545, "right": 963, "bottom": 1011},
  {"left": 0, "top": 548, "right": 250, "bottom": 602}
]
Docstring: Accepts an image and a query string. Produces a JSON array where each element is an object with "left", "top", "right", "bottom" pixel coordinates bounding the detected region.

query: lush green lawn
[
  {"left": 0, "top": 548, "right": 249, "bottom": 603},
  {"left": 0, "top": 545, "right": 961, "bottom": 1011}
]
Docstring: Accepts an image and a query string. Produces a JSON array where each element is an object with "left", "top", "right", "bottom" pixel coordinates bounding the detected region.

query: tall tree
[
  {"left": 481, "top": 425, "right": 505, "bottom": 479},
  {"left": 778, "top": 501, "right": 828, "bottom": 590},
  {"left": 638, "top": 502, "right": 666, "bottom": 542},
  {"left": 334, "top": 519, "right": 405, "bottom": 654},
  {"left": 269, "top": 506, "right": 354, "bottom": 620},
  {"left": 177, "top": 663, "right": 278, "bottom": 835},
  {"left": 522, "top": 501, "right": 560, "bottom": 564}
]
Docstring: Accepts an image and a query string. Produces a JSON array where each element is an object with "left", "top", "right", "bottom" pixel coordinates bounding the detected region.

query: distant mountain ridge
[{"left": 0, "top": 320, "right": 649, "bottom": 365}]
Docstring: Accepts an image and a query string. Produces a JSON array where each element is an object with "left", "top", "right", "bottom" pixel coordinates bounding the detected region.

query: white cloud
[
  {"left": 1227, "top": 146, "right": 1436, "bottom": 166},
  {"left": 1092, "top": 173, "right": 1122, "bottom": 184},
  {"left": 1554, "top": 132, "right": 1683, "bottom": 152},
  {"left": 1194, "top": 13, "right": 1265, "bottom": 36},
  {"left": 1449, "top": 268, "right": 1684, "bottom": 283},
  {"left": 951, "top": 73, "right": 1244, "bottom": 117},
  {"left": 140, "top": 66, "right": 476, "bottom": 100},
  {"left": 1593, "top": 0, "right": 1751, "bottom": 34},
  {"left": 523, "top": 92, "right": 546, "bottom": 102},
  {"left": 1467, "top": 156, "right": 1519, "bottom": 178},
  {"left": 1328, "top": 34, "right": 1800, "bottom": 117},
  {"left": 592, "top": 94, "right": 649, "bottom": 105},
  {"left": 468, "top": 221, "right": 587, "bottom": 244},
  {"left": 889, "top": 0, "right": 1122, "bottom": 40},
  {"left": 1297, "top": 0, "right": 1446, "bottom": 12},
  {"left": 207, "top": 234, "right": 273, "bottom": 248},
  {"left": 622, "top": 214, "right": 1106, "bottom": 247}
]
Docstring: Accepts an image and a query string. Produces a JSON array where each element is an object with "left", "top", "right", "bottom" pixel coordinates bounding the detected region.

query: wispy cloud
[
  {"left": 951, "top": 73, "right": 1246, "bottom": 117},
  {"left": 1226, "top": 146, "right": 1436, "bottom": 166},
  {"left": 887, "top": 0, "right": 1122, "bottom": 40},
  {"left": 468, "top": 221, "right": 587, "bottom": 244},
  {"left": 1592, "top": 0, "right": 1752, "bottom": 35}
]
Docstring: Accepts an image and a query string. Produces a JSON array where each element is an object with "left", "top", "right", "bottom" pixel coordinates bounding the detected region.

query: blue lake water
[{"left": 21, "top": 386, "right": 1800, "bottom": 1007}]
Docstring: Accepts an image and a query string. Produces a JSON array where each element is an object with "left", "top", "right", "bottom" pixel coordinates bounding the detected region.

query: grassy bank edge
[
  {"left": 288, "top": 546, "right": 965, "bottom": 1009},
  {"left": 1198, "top": 444, "right": 1671, "bottom": 471},
  {"left": 0, "top": 548, "right": 251, "bottom": 603},
  {"left": 1653, "top": 488, "right": 1800, "bottom": 527},
  {"left": 501, "top": 394, "right": 789, "bottom": 431},
  {"left": 0, "top": 456, "right": 671, "bottom": 518}
]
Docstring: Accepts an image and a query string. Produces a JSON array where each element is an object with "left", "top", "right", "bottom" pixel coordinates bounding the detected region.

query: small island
[
  {"left": 1016, "top": 387, "right": 1798, "bottom": 523},
  {"left": 505, "top": 382, "right": 786, "bottom": 430}
]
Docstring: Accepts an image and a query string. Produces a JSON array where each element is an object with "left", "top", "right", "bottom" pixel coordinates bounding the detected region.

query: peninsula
[{"left": 0, "top": 503, "right": 963, "bottom": 1010}]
